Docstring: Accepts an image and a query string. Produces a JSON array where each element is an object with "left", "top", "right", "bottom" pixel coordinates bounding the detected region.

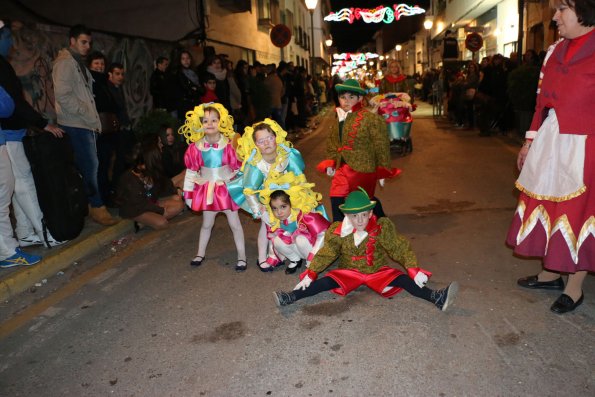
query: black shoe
[
  {"left": 190, "top": 256, "right": 204, "bottom": 267},
  {"left": 257, "top": 260, "right": 274, "bottom": 273},
  {"left": 235, "top": 259, "right": 247, "bottom": 272},
  {"left": 431, "top": 282, "right": 459, "bottom": 311},
  {"left": 285, "top": 259, "right": 303, "bottom": 275},
  {"left": 550, "top": 293, "right": 584, "bottom": 314},
  {"left": 517, "top": 275, "right": 564, "bottom": 290},
  {"left": 273, "top": 291, "right": 296, "bottom": 307}
]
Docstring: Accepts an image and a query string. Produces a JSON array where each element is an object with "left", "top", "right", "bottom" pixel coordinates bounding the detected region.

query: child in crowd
[
  {"left": 159, "top": 124, "right": 187, "bottom": 191},
  {"left": 274, "top": 188, "right": 458, "bottom": 311},
  {"left": 180, "top": 103, "right": 247, "bottom": 271},
  {"left": 259, "top": 175, "right": 330, "bottom": 274},
  {"left": 200, "top": 72, "right": 218, "bottom": 104},
  {"left": 117, "top": 134, "right": 184, "bottom": 230},
  {"left": 317, "top": 79, "right": 400, "bottom": 222}
]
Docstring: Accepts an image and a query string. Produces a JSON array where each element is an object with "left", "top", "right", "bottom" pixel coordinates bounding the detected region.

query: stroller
[{"left": 370, "top": 92, "right": 417, "bottom": 155}]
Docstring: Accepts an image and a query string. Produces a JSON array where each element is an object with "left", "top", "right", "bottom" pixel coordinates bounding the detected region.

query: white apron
[{"left": 516, "top": 109, "right": 586, "bottom": 202}]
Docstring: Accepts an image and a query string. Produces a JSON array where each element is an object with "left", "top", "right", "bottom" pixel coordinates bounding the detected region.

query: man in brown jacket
[{"left": 52, "top": 24, "right": 117, "bottom": 225}]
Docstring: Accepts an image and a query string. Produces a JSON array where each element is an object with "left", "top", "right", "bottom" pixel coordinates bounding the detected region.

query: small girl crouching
[{"left": 260, "top": 178, "right": 330, "bottom": 274}]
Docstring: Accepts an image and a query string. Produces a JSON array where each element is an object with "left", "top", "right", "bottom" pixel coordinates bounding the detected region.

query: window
[
  {"left": 270, "top": 0, "right": 280, "bottom": 24},
  {"left": 241, "top": 48, "right": 256, "bottom": 65},
  {"left": 503, "top": 42, "right": 517, "bottom": 58},
  {"left": 285, "top": 10, "right": 294, "bottom": 33},
  {"left": 302, "top": 30, "right": 308, "bottom": 49},
  {"left": 257, "top": 0, "right": 280, "bottom": 25},
  {"left": 258, "top": 0, "right": 271, "bottom": 20}
]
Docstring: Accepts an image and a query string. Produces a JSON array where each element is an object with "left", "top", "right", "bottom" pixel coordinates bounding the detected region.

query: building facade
[
  {"left": 198, "top": 0, "right": 331, "bottom": 73},
  {"left": 376, "top": 0, "right": 559, "bottom": 74}
]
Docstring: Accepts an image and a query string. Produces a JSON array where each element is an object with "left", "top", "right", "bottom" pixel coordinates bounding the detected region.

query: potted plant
[{"left": 507, "top": 65, "right": 540, "bottom": 138}]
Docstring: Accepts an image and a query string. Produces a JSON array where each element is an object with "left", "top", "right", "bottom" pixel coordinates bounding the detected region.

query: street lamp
[
  {"left": 305, "top": 0, "right": 319, "bottom": 76},
  {"left": 325, "top": 38, "right": 333, "bottom": 47},
  {"left": 424, "top": 18, "right": 433, "bottom": 69},
  {"left": 395, "top": 44, "right": 402, "bottom": 65}
]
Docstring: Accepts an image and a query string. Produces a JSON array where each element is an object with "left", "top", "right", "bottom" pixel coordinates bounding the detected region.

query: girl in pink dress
[
  {"left": 180, "top": 103, "right": 247, "bottom": 271},
  {"left": 258, "top": 174, "right": 330, "bottom": 274}
]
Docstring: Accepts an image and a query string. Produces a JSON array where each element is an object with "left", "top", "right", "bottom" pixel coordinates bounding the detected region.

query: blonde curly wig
[
  {"left": 247, "top": 172, "right": 322, "bottom": 231},
  {"left": 235, "top": 118, "right": 293, "bottom": 164},
  {"left": 178, "top": 102, "right": 236, "bottom": 143}
]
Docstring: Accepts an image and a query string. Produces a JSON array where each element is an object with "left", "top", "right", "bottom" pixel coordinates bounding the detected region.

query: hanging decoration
[
  {"left": 324, "top": 4, "right": 425, "bottom": 24},
  {"left": 333, "top": 52, "right": 379, "bottom": 62},
  {"left": 331, "top": 53, "right": 380, "bottom": 76}
]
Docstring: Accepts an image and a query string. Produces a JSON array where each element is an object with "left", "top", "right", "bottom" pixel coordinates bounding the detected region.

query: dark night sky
[{"left": 329, "top": 0, "right": 430, "bottom": 52}]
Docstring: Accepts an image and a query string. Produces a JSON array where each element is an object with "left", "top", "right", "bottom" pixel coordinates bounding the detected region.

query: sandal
[
  {"left": 235, "top": 259, "right": 247, "bottom": 272},
  {"left": 257, "top": 259, "right": 274, "bottom": 273},
  {"left": 190, "top": 255, "right": 204, "bottom": 267}
]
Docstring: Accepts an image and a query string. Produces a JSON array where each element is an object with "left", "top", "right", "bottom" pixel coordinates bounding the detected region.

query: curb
[{"left": 0, "top": 220, "right": 134, "bottom": 302}]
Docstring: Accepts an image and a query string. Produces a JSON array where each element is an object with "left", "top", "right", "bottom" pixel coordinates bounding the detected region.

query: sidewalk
[{"left": 0, "top": 213, "right": 134, "bottom": 302}]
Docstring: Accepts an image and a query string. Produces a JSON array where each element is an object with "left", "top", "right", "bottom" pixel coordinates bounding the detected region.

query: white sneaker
[
  {"left": 45, "top": 235, "right": 68, "bottom": 248},
  {"left": 18, "top": 233, "right": 43, "bottom": 247}
]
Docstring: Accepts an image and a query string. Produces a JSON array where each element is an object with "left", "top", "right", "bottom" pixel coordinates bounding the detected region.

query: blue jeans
[{"left": 61, "top": 125, "right": 103, "bottom": 207}]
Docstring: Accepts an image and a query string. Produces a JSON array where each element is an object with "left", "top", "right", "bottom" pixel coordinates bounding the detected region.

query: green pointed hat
[
  {"left": 339, "top": 187, "right": 376, "bottom": 214},
  {"left": 335, "top": 79, "right": 366, "bottom": 96}
]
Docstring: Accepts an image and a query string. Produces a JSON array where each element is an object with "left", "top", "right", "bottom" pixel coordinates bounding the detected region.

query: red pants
[
  {"left": 326, "top": 267, "right": 404, "bottom": 298},
  {"left": 330, "top": 164, "right": 377, "bottom": 198}
]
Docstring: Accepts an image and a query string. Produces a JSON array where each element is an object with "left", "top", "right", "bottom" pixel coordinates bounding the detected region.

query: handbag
[{"left": 98, "top": 112, "right": 120, "bottom": 134}]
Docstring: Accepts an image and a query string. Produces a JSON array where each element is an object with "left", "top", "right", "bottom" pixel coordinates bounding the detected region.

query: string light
[{"left": 324, "top": 4, "right": 425, "bottom": 24}]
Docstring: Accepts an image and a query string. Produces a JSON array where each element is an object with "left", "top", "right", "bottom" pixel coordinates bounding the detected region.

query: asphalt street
[{"left": 0, "top": 104, "right": 593, "bottom": 396}]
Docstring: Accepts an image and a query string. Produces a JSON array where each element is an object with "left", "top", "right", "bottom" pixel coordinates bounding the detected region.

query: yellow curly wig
[
  {"left": 248, "top": 172, "right": 322, "bottom": 231},
  {"left": 235, "top": 118, "right": 293, "bottom": 167},
  {"left": 178, "top": 102, "right": 236, "bottom": 144}
]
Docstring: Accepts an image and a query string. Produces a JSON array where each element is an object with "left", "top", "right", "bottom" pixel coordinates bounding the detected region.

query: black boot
[
  {"left": 273, "top": 291, "right": 296, "bottom": 306},
  {"left": 430, "top": 282, "right": 459, "bottom": 311}
]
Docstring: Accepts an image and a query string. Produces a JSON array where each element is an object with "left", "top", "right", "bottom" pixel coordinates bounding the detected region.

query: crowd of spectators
[
  {"left": 416, "top": 49, "right": 544, "bottom": 137},
  {"left": 149, "top": 47, "right": 334, "bottom": 133}
]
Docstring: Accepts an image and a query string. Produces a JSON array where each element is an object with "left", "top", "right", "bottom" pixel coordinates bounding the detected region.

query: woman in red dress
[{"left": 507, "top": 0, "right": 595, "bottom": 314}]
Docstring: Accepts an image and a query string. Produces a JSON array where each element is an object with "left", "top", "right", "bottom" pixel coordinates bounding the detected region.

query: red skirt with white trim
[{"left": 506, "top": 135, "right": 595, "bottom": 272}]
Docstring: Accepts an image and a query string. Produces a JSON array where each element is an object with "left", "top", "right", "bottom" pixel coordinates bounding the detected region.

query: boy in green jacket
[{"left": 274, "top": 188, "right": 458, "bottom": 311}]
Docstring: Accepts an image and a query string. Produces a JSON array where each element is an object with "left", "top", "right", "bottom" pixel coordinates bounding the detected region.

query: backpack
[{"left": 23, "top": 131, "right": 88, "bottom": 243}]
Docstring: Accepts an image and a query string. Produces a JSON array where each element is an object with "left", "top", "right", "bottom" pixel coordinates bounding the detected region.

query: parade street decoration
[
  {"left": 324, "top": 4, "right": 426, "bottom": 24},
  {"left": 331, "top": 53, "right": 379, "bottom": 76}
]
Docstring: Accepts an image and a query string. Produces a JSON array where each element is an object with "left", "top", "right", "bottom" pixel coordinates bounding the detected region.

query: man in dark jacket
[
  {"left": 150, "top": 56, "right": 173, "bottom": 111},
  {"left": 477, "top": 54, "right": 508, "bottom": 136},
  {"left": 107, "top": 62, "right": 136, "bottom": 194}
]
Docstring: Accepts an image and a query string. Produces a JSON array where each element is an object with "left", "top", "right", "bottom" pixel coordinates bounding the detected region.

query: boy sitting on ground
[{"left": 274, "top": 188, "right": 458, "bottom": 311}]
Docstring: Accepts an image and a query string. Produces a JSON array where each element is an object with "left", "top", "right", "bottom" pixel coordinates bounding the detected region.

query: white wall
[
  {"left": 443, "top": 0, "right": 501, "bottom": 34},
  {"left": 496, "top": 0, "right": 519, "bottom": 56}
]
